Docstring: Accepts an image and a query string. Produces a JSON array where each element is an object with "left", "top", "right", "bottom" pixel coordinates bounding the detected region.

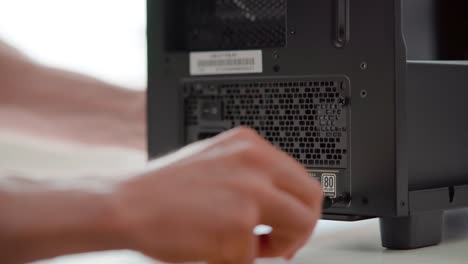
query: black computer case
[{"left": 147, "top": 0, "right": 468, "bottom": 249}]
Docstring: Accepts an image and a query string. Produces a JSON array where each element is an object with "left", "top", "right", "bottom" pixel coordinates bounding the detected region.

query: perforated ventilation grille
[
  {"left": 184, "top": 79, "right": 349, "bottom": 169},
  {"left": 186, "top": 0, "right": 287, "bottom": 50}
]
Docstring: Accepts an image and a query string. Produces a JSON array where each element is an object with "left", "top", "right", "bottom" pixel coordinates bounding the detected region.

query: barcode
[
  {"left": 190, "top": 50, "right": 262, "bottom": 75},
  {"left": 197, "top": 58, "right": 255, "bottom": 68}
]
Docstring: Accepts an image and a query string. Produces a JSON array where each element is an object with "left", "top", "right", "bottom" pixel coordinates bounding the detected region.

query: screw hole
[
  {"left": 362, "top": 197, "right": 369, "bottom": 205},
  {"left": 289, "top": 26, "right": 297, "bottom": 35},
  {"left": 360, "top": 89, "right": 368, "bottom": 98},
  {"left": 273, "top": 64, "right": 281, "bottom": 73},
  {"left": 360, "top": 62, "right": 368, "bottom": 70}
]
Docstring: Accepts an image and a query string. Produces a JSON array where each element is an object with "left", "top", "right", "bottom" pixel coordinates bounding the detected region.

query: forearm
[
  {"left": 0, "top": 40, "right": 146, "bottom": 150},
  {"left": 0, "top": 175, "right": 127, "bottom": 264}
]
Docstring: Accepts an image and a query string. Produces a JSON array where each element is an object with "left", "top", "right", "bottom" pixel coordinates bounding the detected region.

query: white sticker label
[
  {"left": 321, "top": 173, "right": 337, "bottom": 198},
  {"left": 190, "top": 50, "right": 263, "bottom": 76}
]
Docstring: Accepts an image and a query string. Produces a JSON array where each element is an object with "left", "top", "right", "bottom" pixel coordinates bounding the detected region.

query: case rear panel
[{"left": 147, "top": 0, "right": 406, "bottom": 218}]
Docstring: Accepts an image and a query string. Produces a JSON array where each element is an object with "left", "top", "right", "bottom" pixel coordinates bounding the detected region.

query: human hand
[{"left": 114, "top": 127, "right": 323, "bottom": 263}]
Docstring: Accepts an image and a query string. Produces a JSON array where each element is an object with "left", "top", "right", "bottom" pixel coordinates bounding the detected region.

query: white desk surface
[{"left": 1, "top": 133, "right": 468, "bottom": 264}]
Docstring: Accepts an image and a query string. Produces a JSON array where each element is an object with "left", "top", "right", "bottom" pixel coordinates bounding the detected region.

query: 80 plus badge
[
  {"left": 308, "top": 170, "right": 340, "bottom": 199},
  {"left": 321, "top": 173, "right": 337, "bottom": 198}
]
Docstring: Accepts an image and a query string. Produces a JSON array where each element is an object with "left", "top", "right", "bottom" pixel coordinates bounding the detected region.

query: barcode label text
[{"left": 190, "top": 50, "right": 263, "bottom": 76}]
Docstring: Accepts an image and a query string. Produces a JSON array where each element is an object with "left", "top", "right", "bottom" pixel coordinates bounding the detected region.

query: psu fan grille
[{"left": 184, "top": 78, "right": 349, "bottom": 169}]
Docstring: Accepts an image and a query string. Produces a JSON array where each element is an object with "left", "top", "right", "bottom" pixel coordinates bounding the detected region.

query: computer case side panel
[
  {"left": 381, "top": 62, "right": 468, "bottom": 249},
  {"left": 402, "top": 0, "right": 438, "bottom": 60},
  {"left": 407, "top": 62, "right": 468, "bottom": 191}
]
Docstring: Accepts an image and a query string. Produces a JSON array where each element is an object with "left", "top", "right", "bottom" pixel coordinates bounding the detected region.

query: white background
[{"left": 0, "top": 0, "right": 147, "bottom": 90}]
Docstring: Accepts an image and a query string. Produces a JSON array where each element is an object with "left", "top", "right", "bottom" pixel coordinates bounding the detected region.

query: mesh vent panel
[
  {"left": 186, "top": 0, "right": 287, "bottom": 50},
  {"left": 184, "top": 78, "right": 349, "bottom": 169}
]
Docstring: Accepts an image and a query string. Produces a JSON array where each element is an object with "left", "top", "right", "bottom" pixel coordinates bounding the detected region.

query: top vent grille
[{"left": 186, "top": 0, "right": 287, "bottom": 50}]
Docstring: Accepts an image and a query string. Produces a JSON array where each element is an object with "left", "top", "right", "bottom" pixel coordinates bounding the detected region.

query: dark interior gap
[{"left": 449, "top": 186, "right": 455, "bottom": 203}]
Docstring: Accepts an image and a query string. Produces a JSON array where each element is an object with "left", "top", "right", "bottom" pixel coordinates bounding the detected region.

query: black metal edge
[
  {"left": 146, "top": 0, "right": 160, "bottom": 159},
  {"left": 409, "top": 184, "right": 468, "bottom": 213},
  {"left": 395, "top": 0, "right": 410, "bottom": 217},
  {"left": 322, "top": 214, "right": 375, "bottom": 222}
]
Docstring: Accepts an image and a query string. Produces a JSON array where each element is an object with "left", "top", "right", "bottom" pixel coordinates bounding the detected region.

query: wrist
[
  {"left": 0, "top": 187, "right": 131, "bottom": 263},
  {"left": 107, "top": 185, "right": 137, "bottom": 250},
  {"left": 99, "top": 89, "right": 146, "bottom": 150},
  {"left": 108, "top": 176, "right": 165, "bottom": 253},
  {"left": 88, "top": 190, "right": 133, "bottom": 249},
  {"left": 126, "top": 90, "right": 147, "bottom": 150}
]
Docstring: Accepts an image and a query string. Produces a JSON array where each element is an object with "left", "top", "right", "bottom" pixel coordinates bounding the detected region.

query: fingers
[
  {"left": 208, "top": 232, "right": 257, "bottom": 264},
  {"left": 283, "top": 230, "right": 313, "bottom": 260},
  {"left": 208, "top": 127, "right": 322, "bottom": 259},
  {"left": 205, "top": 127, "right": 323, "bottom": 260},
  {"left": 206, "top": 192, "right": 316, "bottom": 262},
  {"left": 252, "top": 187, "right": 318, "bottom": 258},
  {"left": 220, "top": 127, "right": 324, "bottom": 212},
  {"left": 205, "top": 203, "right": 259, "bottom": 264},
  {"left": 200, "top": 182, "right": 317, "bottom": 262}
]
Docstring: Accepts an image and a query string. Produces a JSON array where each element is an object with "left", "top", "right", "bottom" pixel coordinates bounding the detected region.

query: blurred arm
[
  {"left": 0, "top": 174, "right": 127, "bottom": 264},
  {"left": 0, "top": 40, "right": 146, "bottom": 150},
  {"left": 0, "top": 128, "right": 323, "bottom": 264}
]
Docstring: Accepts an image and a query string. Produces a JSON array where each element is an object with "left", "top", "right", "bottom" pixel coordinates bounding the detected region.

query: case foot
[{"left": 379, "top": 212, "right": 443, "bottom": 249}]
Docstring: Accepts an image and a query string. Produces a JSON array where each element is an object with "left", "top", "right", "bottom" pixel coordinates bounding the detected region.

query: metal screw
[
  {"left": 272, "top": 50, "right": 280, "bottom": 60},
  {"left": 335, "top": 193, "right": 351, "bottom": 204},
  {"left": 337, "top": 96, "right": 348, "bottom": 107},
  {"left": 289, "top": 26, "right": 297, "bottom": 35}
]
